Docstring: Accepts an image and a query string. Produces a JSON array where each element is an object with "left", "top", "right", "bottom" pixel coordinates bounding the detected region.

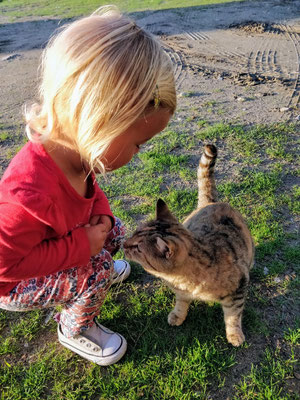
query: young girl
[{"left": 0, "top": 6, "right": 176, "bottom": 366}]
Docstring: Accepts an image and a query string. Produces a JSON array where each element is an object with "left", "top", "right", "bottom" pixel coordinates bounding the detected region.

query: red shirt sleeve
[
  {"left": 92, "top": 180, "right": 115, "bottom": 227},
  {"left": 0, "top": 202, "right": 91, "bottom": 282}
]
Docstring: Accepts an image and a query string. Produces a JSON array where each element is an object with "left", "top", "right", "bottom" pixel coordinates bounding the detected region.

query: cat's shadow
[
  {"left": 103, "top": 274, "right": 230, "bottom": 361},
  {"left": 103, "top": 261, "right": 271, "bottom": 362}
]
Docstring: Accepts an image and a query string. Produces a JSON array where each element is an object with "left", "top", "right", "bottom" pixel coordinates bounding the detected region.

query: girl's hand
[
  {"left": 89, "top": 215, "right": 112, "bottom": 232},
  {"left": 84, "top": 224, "right": 107, "bottom": 256}
]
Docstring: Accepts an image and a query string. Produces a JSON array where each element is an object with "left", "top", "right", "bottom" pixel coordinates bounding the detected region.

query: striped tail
[{"left": 197, "top": 144, "right": 218, "bottom": 208}]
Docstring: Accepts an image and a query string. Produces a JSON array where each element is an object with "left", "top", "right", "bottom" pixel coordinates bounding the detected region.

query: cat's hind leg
[{"left": 168, "top": 293, "right": 191, "bottom": 326}]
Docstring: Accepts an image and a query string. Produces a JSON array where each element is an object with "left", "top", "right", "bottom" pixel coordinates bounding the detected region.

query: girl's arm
[
  {"left": 0, "top": 204, "right": 91, "bottom": 282},
  {"left": 91, "top": 181, "right": 115, "bottom": 230},
  {"left": 92, "top": 181, "right": 115, "bottom": 226}
]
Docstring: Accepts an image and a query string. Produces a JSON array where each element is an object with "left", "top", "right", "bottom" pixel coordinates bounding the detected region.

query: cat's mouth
[{"left": 123, "top": 243, "right": 140, "bottom": 259}]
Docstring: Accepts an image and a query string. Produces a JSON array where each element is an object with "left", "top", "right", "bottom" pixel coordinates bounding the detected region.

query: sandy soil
[{"left": 0, "top": 0, "right": 299, "bottom": 131}]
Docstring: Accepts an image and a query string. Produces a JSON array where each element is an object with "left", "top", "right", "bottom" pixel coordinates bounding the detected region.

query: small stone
[
  {"left": 24, "top": 342, "right": 29, "bottom": 348},
  {"left": 274, "top": 277, "right": 281, "bottom": 283},
  {"left": 280, "top": 107, "right": 290, "bottom": 112},
  {"left": 263, "top": 267, "right": 269, "bottom": 275},
  {"left": 295, "top": 115, "right": 300, "bottom": 121},
  {"left": 237, "top": 96, "right": 246, "bottom": 102}
]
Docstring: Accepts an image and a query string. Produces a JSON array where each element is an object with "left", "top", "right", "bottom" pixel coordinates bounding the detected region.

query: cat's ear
[
  {"left": 156, "top": 199, "right": 178, "bottom": 223},
  {"left": 156, "top": 237, "right": 173, "bottom": 259}
]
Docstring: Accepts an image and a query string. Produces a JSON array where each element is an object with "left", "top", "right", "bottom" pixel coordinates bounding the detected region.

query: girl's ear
[
  {"left": 156, "top": 199, "right": 178, "bottom": 223},
  {"left": 156, "top": 237, "right": 173, "bottom": 259}
]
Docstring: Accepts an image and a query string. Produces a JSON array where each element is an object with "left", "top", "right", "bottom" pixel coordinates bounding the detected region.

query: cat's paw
[
  {"left": 226, "top": 329, "right": 245, "bottom": 347},
  {"left": 168, "top": 311, "right": 185, "bottom": 326}
]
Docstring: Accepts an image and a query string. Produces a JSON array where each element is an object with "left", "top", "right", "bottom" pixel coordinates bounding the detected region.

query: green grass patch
[
  {"left": 0, "top": 132, "right": 9, "bottom": 143},
  {"left": 0, "top": 285, "right": 238, "bottom": 400},
  {"left": 0, "top": 0, "right": 249, "bottom": 19},
  {"left": 233, "top": 348, "right": 297, "bottom": 400},
  {"left": 218, "top": 169, "right": 284, "bottom": 243},
  {"left": 0, "top": 119, "right": 299, "bottom": 398},
  {"left": 138, "top": 151, "right": 189, "bottom": 174},
  {"left": 0, "top": 311, "right": 44, "bottom": 355},
  {"left": 196, "top": 122, "right": 298, "bottom": 165},
  {"left": 284, "top": 326, "right": 300, "bottom": 347}
]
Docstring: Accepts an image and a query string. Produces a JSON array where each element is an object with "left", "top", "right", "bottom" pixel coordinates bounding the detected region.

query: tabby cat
[{"left": 124, "top": 144, "right": 255, "bottom": 346}]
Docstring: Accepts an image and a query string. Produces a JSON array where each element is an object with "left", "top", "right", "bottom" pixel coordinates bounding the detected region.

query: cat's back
[
  {"left": 184, "top": 202, "right": 247, "bottom": 234},
  {"left": 183, "top": 202, "right": 254, "bottom": 268}
]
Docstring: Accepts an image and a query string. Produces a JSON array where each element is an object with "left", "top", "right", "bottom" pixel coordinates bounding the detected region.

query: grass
[
  {"left": 233, "top": 347, "right": 298, "bottom": 400},
  {"left": 0, "top": 0, "right": 248, "bottom": 20},
  {"left": 1, "top": 117, "right": 299, "bottom": 398}
]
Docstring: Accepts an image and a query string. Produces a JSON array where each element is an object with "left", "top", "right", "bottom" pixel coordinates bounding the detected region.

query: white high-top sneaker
[{"left": 58, "top": 319, "right": 127, "bottom": 366}]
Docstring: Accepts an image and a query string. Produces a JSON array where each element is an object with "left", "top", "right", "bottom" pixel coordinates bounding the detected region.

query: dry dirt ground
[
  {"left": 0, "top": 0, "right": 300, "bottom": 138},
  {"left": 2, "top": 0, "right": 299, "bottom": 219}
]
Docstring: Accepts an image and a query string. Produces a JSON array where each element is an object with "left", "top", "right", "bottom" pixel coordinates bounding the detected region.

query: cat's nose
[
  {"left": 123, "top": 241, "right": 135, "bottom": 250},
  {"left": 123, "top": 238, "right": 135, "bottom": 248}
]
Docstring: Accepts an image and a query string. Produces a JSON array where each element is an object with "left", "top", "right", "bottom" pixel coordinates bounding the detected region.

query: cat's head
[{"left": 124, "top": 199, "right": 191, "bottom": 275}]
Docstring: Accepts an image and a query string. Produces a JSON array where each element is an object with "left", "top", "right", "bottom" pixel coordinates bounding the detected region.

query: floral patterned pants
[{"left": 0, "top": 218, "right": 125, "bottom": 338}]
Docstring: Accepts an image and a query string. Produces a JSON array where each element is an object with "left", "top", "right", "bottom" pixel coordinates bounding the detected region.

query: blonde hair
[{"left": 25, "top": 5, "right": 176, "bottom": 173}]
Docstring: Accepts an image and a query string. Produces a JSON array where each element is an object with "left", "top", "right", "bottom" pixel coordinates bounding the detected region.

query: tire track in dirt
[
  {"left": 183, "top": 20, "right": 249, "bottom": 72},
  {"left": 230, "top": 21, "right": 290, "bottom": 80},
  {"left": 163, "top": 45, "right": 188, "bottom": 90},
  {"left": 184, "top": 31, "right": 209, "bottom": 41},
  {"left": 178, "top": 10, "right": 236, "bottom": 76},
  {"left": 247, "top": 30, "right": 286, "bottom": 80},
  {"left": 142, "top": 21, "right": 189, "bottom": 90},
  {"left": 254, "top": 23, "right": 299, "bottom": 110},
  {"left": 221, "top": 49, "right": 248, "bottom": 63},
  {"left": 279, "top": 24, "right": 300, "bottom": 109},
  {"left": 164, "top": 10, "right": 254, "bottom": 80}
]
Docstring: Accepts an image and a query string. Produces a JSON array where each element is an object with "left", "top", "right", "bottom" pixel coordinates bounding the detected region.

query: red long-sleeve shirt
[{"left": 0, "top": 141, "right": 114, "bottom": 295}]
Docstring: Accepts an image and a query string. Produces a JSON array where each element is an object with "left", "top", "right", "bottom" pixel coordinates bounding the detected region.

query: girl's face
[{"left": 101, "top": 108, "right": 171, "bottom": 171}]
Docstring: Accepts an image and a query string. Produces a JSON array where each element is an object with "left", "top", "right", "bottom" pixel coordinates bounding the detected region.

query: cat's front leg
[{"left": 168, "top": 293, "right": 191, "bottom": 326}]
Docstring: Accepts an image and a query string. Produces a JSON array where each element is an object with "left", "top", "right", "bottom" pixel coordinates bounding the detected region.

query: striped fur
[
  {"left": 124, "top": 145, "right": 254, "bottom": 346},
  {"left": 198, "top": 143, "right": 218, "bottom": 207}
]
